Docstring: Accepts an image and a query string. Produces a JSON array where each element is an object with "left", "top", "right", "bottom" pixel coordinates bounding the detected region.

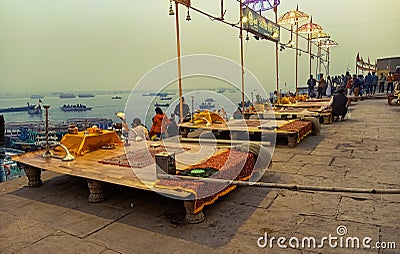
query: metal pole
[
  {"left": 240, "top": 1, "right": 245, "bottom": 111},
  {"left": 295, "top": 22, "right": 299, "bottom": 95},
  {"left": 175, "top": 2, "right": 184, "bottom": 123},
  {"left": 42, "top": 105, "right": 52, "bottom": 158},
  {"left": 220, "top": 0, "right": 224, "bottom": 20},
  {"left": 309, "top": 34, "right": 312, "bottom": 77},
  {"left": 191, "top": 96, "right": 194, "bottom": 122},
  {"left": 44, "top": 105, "right": 50, "bottom": 148},
  {"left": 274, "top": 4, "right": 279, "bottom": 98},
  {"left": 318, "top": 40, "right": 322, "bottom": 75},
  {"left": 327, "top": 47, "right": 330, "bottom": 77}
]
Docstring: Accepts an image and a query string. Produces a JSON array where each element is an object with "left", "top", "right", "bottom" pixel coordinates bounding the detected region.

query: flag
[{"left": 356, "top": 52, "right": 360, "bottom": 62}]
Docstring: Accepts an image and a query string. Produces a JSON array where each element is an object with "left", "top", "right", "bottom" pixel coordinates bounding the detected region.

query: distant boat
[
  {"left": 160, "top": 96, "right": 172, "bottom": 101},
  {"left": 60, "top": 104, "right": 92, "bottom": 112},
  {"left": 30, "top": 94, "right": 44, "bottom": 99},
  {"left": 112, "top": 96, "right": 122, "bottom": 99},
  {"left": 0, "top": 104, "right": 35, "bottom": 113},
  {"left": 154, "top": 102, "right": 170, "bottom": 107},
  {"left": 28, "top": 105, "right": 42, "bottom": 115},
  {"left": 59, "top": 93, "right": 76, "bottom": 98},
  {"left": 199, "top": 98, "right": 216, "bottom": 110},
  {"left": 78, "top": 93, "right": 95, "bottom": 98},
  {"left": 143, "top": 92, "right": 170, "bottom": 97}
]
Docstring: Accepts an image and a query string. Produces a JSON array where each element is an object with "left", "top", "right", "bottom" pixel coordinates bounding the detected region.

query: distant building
[{"left": 376, "top": 56, "right": 400, "bottom": 75}]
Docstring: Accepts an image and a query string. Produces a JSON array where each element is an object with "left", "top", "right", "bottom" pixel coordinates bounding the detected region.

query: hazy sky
[{"left": 0, "top": 0, "right": 399, "bottom": 93}]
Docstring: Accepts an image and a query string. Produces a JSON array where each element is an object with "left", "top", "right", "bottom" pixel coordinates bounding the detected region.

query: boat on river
[
  {"left": 28, "top": 105, "right": 43, "bottom": 115},
  {"left": 30, "top": 94, "right": 44, "bottom": 99},
  {"left": 78, "top": 93, "right": 95, "bottom": 98},
  {"left": 154, "top": 102, "right": 170, "bottom": 107},
  {"left": 199, "top": 98, "right": 216, "bottom": 110},
  {"left": 59, "top": 93, "right": 76, "bottom": 98},
  {"left": 60, "top": 104, "right": 92, "bottom": 112},
  {"left": 0, "top": 104, "right": 36, "bottom": 113}
]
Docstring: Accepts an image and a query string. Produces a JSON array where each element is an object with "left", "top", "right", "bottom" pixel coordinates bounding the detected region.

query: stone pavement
[{"left": 0, "top": 99, "right": 399, "bottom": 254}]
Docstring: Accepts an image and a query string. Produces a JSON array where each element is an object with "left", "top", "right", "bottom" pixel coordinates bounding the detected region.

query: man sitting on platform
[{"left": 330, "top": 88, "right": 350, "bottom": 121}]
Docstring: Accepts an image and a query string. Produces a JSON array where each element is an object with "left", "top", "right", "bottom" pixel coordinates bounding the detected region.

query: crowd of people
[{"left": 307, "top": 71, "right": 397, "bottom": 98}]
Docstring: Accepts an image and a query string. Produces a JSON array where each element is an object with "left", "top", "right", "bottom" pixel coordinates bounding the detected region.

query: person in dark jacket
[
  {"left": 371, "top": 72, "right": 378, "bottom": 95},
  {"left": 330, "top": 88, "right": 350, "bottom": 121},
  {"left": 167, "top": 114, "right": 179, "bottom": 137},
  {"left": 364, "top": 72, "right": 373, "bottom": 95},
  {"left": 307, "top": 75, "right": 317, "bottom": 97},
  {"left": 174, "top": 97, "right": 190, "bottom": 121}
]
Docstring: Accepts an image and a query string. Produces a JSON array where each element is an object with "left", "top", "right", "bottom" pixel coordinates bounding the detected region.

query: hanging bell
[
  {"left": 169, "top": 2, "right": 175, "bottom": 16},
  {"left": 186, "top": 8, "right": 191, "bottom": 21}
]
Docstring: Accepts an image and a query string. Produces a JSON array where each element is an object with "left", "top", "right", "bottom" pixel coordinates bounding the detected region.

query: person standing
[
  {"left": 346, "top": 75, "right": 353, "bottom": 96},
  {"left": 386, "top": 72, "right": 394, "bottom": 94},
  {"left": 352, "top": 74, "right": 361, "bottom": 98},
  {"left": 358, "top": 74, "right": 365, "bottom": 96},
  {"left": 307, "top": 75, "right": 316, "bottom": 97},
  {"left": 371, "top": 72, "right": 378, "bottom": 95},
  {"left": 378, "top": 73, "right": 386, "bottom": 93},
  {"left": 316, "top": 73, "right": 326, "bottom": 99},
  {"left": 150, "top": 107, "right": 170, "bottom": 140},
  {"left": 174, "top": 97, "right": 190, "bottom": 122},
  {"left": 364, "top": 72, "right": 373, "bottom": 95},
  {"left": 326, "top": 76, "right": 332, "bottom": 97}
]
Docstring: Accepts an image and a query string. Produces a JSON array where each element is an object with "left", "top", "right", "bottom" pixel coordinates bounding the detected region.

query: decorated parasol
[
  {"left": 320, "top": 39, "right": 338, "bottom": 77},
  {"left": 278, "top": 5, "right": 309, "bottom": 95},
  {"left": 311, "top": 31, "right": 330, "bottom": 75},
  {"left": 297, "top": 17, "right": 323, "bottom": 77}
]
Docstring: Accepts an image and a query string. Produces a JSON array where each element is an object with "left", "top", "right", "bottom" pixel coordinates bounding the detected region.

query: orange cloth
[
  {"left": 60, "top": 130, "right": 122, "bottom": 156},
  {"left": 150, "top": 113, "right": 170, "bottom": 134}
]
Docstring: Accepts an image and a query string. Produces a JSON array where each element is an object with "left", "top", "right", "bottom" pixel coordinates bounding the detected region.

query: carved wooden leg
[
  {"left": 184, "top": 200, "right": 205, "bottom": 224},
  {"left": 24, "top": 166, "right": 42, "bottom": 187},
  {"left": 87, "top": 179, "right": 104, "bottom": 203},
  {"left": 287, "top": 133, "right": 297, "bottom": 147}
]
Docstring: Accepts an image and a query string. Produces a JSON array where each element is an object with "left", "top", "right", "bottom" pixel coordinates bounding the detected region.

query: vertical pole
[
  {"left": 45, "top": 106, "right": 49, "bottom": 148},
  {"left": 318, "top": 41, "right": 321, "bottom": 76},
  {"left": 240, "top": 2, "right": 245, "bottom": 111},
  {"left": 275, "top": 3, "right": 279, "bottom": 98},
  {"left": 327, "top": 47, "right": 330, "bottom": 77},
  {"left": 175, "top": 2, "right": 184, "bottom": 123},
  {"left": 295, "top": 22, "right": 299, "bottom": 95},
  {"left": 309, "top": 34, "right": 312, "bottom": 77},
  {"left": 220, "top": 0, "right": 224, "bottom": 20}
]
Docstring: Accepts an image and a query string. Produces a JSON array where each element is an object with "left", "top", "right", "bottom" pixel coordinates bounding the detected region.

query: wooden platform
[
  {"left": 179, "top": 119, "right": 313, "bottom": 147},
  {"left": 12, "top": 142, "right": 237, "bottom": 223},
  {"left": 243, "top": 110, "right": 332, "bottom": 124}
]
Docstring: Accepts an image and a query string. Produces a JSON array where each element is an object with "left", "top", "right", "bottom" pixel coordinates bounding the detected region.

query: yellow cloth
[{"left": 60, "top": 130, "right": 122, "bottom": 156}]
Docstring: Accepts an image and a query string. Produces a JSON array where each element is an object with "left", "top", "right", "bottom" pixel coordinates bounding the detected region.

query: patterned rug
[
  {"left": 155, "top": 149, "right": 256, "bottom": 214},
  {"left": 98, "top": 146, "right": 190, "bottom": 168}
]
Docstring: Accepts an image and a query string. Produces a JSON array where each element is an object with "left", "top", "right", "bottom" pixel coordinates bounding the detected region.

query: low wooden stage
[{"left": 12, "top": 140, "right": 261, "bottom": 223}]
